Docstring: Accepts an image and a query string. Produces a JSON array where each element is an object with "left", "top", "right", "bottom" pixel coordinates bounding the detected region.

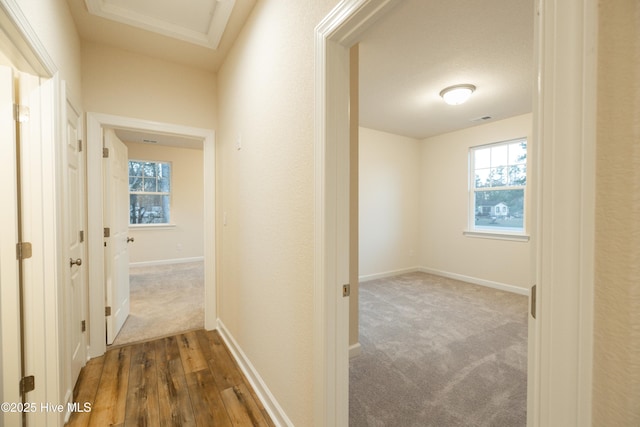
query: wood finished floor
[{"left": 66, "top": 329, "right": 274, "bottom": 427}]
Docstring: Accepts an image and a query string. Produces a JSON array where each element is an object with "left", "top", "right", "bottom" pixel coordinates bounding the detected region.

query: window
[
  {"left": 469, "top": 138, "right": 527, "bottom": 234},
  {"left": 128, "top": 160, "right": 171, "bottom": 224}
]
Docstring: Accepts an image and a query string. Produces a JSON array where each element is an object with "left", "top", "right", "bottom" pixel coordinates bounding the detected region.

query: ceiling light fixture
[{"left": 439, "top": 84, "right": 476, "bottom": 105}]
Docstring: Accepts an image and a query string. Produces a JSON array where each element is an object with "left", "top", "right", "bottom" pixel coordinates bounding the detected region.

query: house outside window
[
  {"left": 129, "top": 160, "right": 171, "bottom": 224},
  {"left": 469, "top": 138, "right": 527, "bottom": 233}
]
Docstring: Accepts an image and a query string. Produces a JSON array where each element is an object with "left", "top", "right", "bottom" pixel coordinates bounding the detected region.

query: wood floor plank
[
  {"left": 66, "top": 356, "right": 105, "bottom": 427},
  {"left": 155, "top": 336, "right": 196, "bottom": 427},
  {"left": 177, "top": 331, "right": 208, "bottom": 374},
  {"left": 90, "top": 346, "right": 132, "bottom": 427},
  {"left": 185, "top": 369, "right": 233, "bottom": 427},
  {"left": 220, "top": 384, "right": 270, "bottom": 427},
  {"left": 124, "top": 342, "right": 160, "bottom": 427},
  {"left": 196, "top": 329, "right": 244, "bottom": 391}
]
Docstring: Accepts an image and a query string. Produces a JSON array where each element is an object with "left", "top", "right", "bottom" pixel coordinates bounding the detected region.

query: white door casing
[
  {"left": 63, "top": 88, "right": 86, "bottom": 392},
  {"left": 0, "top": 64, "right": 21, "bottom": 427},
  {"left": 103, "top": 129, "right": 130, "bottom": 345}
]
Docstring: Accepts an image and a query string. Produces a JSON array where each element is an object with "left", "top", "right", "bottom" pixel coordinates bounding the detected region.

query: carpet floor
[
  {"left": 111, "top": 261, "right": 204, "bottom": 347},
  {"left": 349, "top": 272, "right": 528, "bottom": 427}
]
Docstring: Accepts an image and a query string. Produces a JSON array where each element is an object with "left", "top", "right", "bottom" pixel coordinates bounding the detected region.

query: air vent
[
  {"left": 470, "top": 116, "right": 493, "bottom": 122},
  {"left": 142, "top": 139, "right": 158, "bottom": 144}
]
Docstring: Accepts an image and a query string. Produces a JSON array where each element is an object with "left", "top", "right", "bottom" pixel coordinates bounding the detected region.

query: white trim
[
  {"left": 217, "top": 319, "right": 293, "bottom": 427},
  {"left": 463, "top": 230, "right": 530, "bottom": 242},
  {"left": 349, "top": 343, "right": 361, "bottom": 359},
  {"left": 129, "top": 256, "right": 204, "bottom": 268},
  {"left": 533, "top": 0, "right": 597, "bottom": 425},
  {"left": 418, "top": 267, "right": 530, "bottom": 296},
  {"left": 358, "top": 266, "right": 420, "bottom": 282},
  {"left": 129, "top": 223, "right": 177, "bottom": 229},
  {"left": 87, "top": 113, "right": 216, "bottom": 358}
]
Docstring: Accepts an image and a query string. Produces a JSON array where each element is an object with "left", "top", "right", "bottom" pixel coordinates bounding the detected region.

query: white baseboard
[
  {"left": 129, "top": 256, "right": 204, "bottom": 268},
  {"left": 418, "top": 267, "right": 530, "bottom": 296},
  {"left": 359, "top": 266, "right": 421, "bottom": 282},
  {"left": 216, "top": 319, "right": 293, "bottom": 427},
  {"left": 349, "top": 342, "right": 362, "bottom": 358}
]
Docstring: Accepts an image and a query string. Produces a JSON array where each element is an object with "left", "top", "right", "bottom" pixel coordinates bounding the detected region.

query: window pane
[
  {"left": 143, "top": 178, "right": 157, "bottom": 192},
  {"left": 509, "top": 141, "right": 527, "bottom": 165},
  {"left": 129, "top": 161, "right": 143, "bottom": 177},
  {"left": 130, "top": 194, "right": 170, "bottom": 224},
  {"left": 508, "top": 164, "right": 526, "bottom": 186},
  {"left": 489, "top": 167, "right": 508, "bottom": 186},
  {"left": 474, "top": 147, "right": 491, "bottom": 169},
  {"left": 474, "top": 189, "right": 524, "bottom": 230},
  {"left": 491, "top": 144, "right": 508, "bottom": 167},
  {"left": 129, "top": 177, "right": 143, "bottom": 191},
  {"left": 475, "top": 168, "right": 491, "bottom": 188},
  {"left": 143, "top": 163, "right": 156, "bottom": 177}
]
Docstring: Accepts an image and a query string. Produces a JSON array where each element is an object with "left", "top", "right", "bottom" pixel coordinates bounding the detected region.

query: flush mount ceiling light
[{"left": 439, "top": 84, "right": 476, "bottom": 105}]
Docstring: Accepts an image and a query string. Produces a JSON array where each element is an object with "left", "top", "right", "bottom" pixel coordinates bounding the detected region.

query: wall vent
[{"left": 470, "top": 116, "right": 493, "bottom": 122}]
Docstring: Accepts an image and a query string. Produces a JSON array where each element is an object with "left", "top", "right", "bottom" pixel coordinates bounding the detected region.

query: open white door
[
  {"left": 63, "top": 92, "right": 86, "bottom": 386},
  {"left": 103, "top": 128, "right": 130, "bottom": 345}
]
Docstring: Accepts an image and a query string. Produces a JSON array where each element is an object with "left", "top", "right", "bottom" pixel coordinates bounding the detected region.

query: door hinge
[
  {"left": 79, "top": 230, "right": 85, "bottom": 243},
  {"left": 102, "top": 147, "right": 109, "bottom": 158},
  {"left": 104, "top": 227, "right": 110, "bottom": 238},
  {"left": 342, "top": 284, "right": 351, "bottom": 297},
  {"left": 14, "top": 104, "right": 30, "bottom": 123},
  {"left": 105, "top": 306, "right": 111, "bottom": 316},
  {"left": 530, "top": 284, "right": 537, "bottom": 319},
  {"left": 78, "top": 139, "right": 83, "bottom": 152},
  {"left": 81, "top": 320, "right": 86, "bottom": 332},
  {"left": 16, "top": 242, "right": 32, "bottom": 260},
  {"left": 20, "top": 375, "right": 35, "bottom": 394}
]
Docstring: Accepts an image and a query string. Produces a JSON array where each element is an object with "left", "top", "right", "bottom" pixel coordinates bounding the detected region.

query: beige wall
[
  {"left": 216, "top": 0, "right": 338, "bottom": 424},
  {"left": 15, "top": 0, "right": 82, "bottom": 102},
  {"left": 359, "top": 127, "right": 421, "bottom": 278},
  {"left": 81, "top": 42, "right": 216, "bottom": 130},
  {"left": 420, "top": 114, "right": 532, "bottom": 289},
  {"left": 125, "top": 142, "right": 204, "bottom": 265},
  {"left": 593, "top": 0, "right": 640, "bottom": 424}
]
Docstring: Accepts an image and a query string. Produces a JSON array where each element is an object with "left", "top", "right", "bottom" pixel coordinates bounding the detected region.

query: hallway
[{"left": 67, "top": 330, "right": 274, "bottom": 426}]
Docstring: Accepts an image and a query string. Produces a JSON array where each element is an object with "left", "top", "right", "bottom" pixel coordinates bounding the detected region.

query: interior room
[{"left": 350, "top": 0, "right": 533, "bottom": 424}]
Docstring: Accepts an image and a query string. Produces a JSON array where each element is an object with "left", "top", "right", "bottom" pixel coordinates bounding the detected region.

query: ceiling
[
  {"left": 66, "top": 0, "right": 257, "bottom": 72},
  {"left": 358, "top": 0, "right": 534, "bottom": 139},
  {"left": 66, "top": 0, "right": 534, "bottom": 143}
]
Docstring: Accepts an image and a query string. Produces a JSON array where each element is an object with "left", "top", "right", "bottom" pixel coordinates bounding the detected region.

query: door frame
[
  {"left": 86, "top": 112, "right": 216, "bottom": 358},
  {"left": 313, "top": 0, "right": 597, "bottom": 425}
]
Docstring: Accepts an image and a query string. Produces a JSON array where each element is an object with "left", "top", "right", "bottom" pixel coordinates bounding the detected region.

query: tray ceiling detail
[{"left": 85, "top": 0, "right": 236, "bottom": 50}]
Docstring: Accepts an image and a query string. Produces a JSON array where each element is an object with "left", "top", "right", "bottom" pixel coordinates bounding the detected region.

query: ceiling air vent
[{"left": 470, "top": 116, "right": 493, "bottom": 123}]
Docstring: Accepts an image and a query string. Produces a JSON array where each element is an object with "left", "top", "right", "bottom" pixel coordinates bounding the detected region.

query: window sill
[
  {"left": 129, "top": 223, "right": 176, "bottom": 230},
  {"left": 463, "top": 230, "right": 530, "bottom": 242}
]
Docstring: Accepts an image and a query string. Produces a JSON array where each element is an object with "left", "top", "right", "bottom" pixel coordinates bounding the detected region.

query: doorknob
[
  {"left": 127, "top": 237, "right": 135, "bottom": 243},
  {"left": 69, "top": 258, "right": 82, "bottom": 267}
]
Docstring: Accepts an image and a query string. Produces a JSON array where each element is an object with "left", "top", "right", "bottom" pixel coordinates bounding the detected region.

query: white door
[
  {"left": 64, "top": 95, "right": 86, "bottom": 385},
  {"left": 103, "top": 129, "right": 130, "bottom": 345},
  {"left": 0, "top": 65, "right": 21, "bottom": 427}
]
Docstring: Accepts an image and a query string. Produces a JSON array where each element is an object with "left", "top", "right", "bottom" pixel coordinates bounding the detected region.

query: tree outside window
[{"left": 129, "top": 160, "right": 171, "bottom": 224}]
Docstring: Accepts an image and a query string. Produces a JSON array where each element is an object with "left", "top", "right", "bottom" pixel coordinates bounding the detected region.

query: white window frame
[
  {"left": 128, "top": 159, "right": 172, "bottom": 226},
  {"left": 465, "top": 137, "right": 529, "bottom": 241}
]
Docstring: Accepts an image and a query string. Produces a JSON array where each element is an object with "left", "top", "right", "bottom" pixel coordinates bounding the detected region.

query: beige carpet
[
  {"left": 350, "top": 271, "right": 528, "bottom": 426},
  {"left": 111, "top": 261, "right": 204, "bottom": 347}
]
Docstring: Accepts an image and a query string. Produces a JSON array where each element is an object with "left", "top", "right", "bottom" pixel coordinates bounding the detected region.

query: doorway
[
  {"left": 86, "top": 113, "right": 216, "bottom": 358},
  {"left": 109, "top": 128, "right": 206, "bottom": 347},
  {"left": 314, "top": 0, "right": 597, "bottom": 425}
]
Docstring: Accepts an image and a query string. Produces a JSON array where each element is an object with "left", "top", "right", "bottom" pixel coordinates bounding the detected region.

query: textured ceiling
[
  {"left": 358, "top": 0, "right": 535, "bottom": 139},
  {"left": 67, "top": 0, "right": 534, "bottom": 142}
]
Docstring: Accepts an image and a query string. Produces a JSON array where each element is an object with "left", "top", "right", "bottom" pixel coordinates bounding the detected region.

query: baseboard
[
  {"left": 216, "top": 319, "right": 293, "bottom": 427},
  {"left": 359, "top": 266, "right": 421, "bottom": 282},
  {"left": 129, "top": 256, "right": 204, "bottom": 268},
  {"left": 349, "top": 342, "right": 362, "bottom": 358},
  {"left": 418, "top": 267, "right": 530, "bottom": 296}
]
